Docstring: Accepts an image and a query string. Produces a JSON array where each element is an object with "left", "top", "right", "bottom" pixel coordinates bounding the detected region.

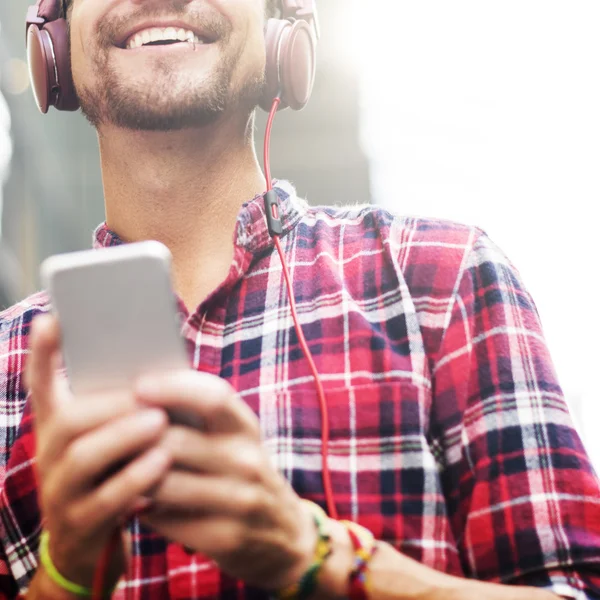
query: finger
[
  {"left": 70, "top": 447, "right": 171, "bottom": 532},
  {"left": 27, "top": 314, "right": 62, "bottom": 420},
  {"left": 46, "top": 409, "right": 168, "bottom": 500},
  {"left": 150, "top": 471, "right": 269, "bottom": 519},
  {"left": 161, "top": 428, "right": 269, "bottom": 483},
  {"left": 140, "top": 513, "right": 242, "bottom": 556},
  {"left": 39, "top": 389, "right": 140, "bottom": 469},
  {"left": 140, "top": 513, "right": 301, "bottom": 589},
  {"left": 136, "top": 371, "right": 259, "bottom": 436}
]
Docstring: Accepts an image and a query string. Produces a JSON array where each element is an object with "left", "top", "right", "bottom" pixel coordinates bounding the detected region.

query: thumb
[{"left": 27, "top": 314, "right": 63, "bottom": 422}]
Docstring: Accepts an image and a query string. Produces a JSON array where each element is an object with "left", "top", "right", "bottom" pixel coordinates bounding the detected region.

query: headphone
[{"left": 25, "top": 0, "right": 319, "bottom": 115}]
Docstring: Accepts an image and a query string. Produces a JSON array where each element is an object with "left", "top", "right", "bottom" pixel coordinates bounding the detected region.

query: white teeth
[
  {"left": 129, "top": 33, "right": 143, "bottom": 49},
  {"left": 164, "top": 27, "right": 177, "bottom": 40},
  {"left": 125, "top": 26, "right": 204, "bottom": 49}
]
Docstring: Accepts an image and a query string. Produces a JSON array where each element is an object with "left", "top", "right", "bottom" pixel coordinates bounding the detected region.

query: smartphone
[{"left": 41, "top": 240, "right": 189, "bottom": 397}]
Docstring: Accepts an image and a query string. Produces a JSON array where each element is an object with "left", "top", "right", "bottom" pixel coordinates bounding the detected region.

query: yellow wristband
[{"left": 39, "top": 530, "right": 93, "bottom": 597}]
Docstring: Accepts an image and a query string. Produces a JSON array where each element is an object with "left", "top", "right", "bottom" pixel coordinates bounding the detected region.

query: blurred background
[{"left": 0, "top": 1, "right": 598, "bottom": 462}]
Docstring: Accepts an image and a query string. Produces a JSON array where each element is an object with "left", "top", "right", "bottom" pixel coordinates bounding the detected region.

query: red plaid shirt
[{"left": 0, "top": 181, "right": 599, "bottom": 599}]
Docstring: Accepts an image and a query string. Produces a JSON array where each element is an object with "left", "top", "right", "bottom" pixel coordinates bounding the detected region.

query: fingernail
[{"left": 139, "top": 409, "right": 166, "bottom": 429}]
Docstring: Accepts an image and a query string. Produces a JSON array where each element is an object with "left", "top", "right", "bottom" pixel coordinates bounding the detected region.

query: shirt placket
[
  {"left": 160, "top": 306, "right": 222, "bottom": 600},
  {"left": 166, "top": 244, "right": 256, "bottom": 599}
]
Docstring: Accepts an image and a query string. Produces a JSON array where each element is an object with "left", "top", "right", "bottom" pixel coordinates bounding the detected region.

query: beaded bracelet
[
  {"left": 276, "top": 500, "right": 333, "bottom": 600},
  {"left": 340, "top": 520, "right": 377, "bottom": 600}
]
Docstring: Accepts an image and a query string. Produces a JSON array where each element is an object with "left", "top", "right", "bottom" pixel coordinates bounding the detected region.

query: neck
[{"left": 99, "top": 113, "right": 267, "bottom": 311}]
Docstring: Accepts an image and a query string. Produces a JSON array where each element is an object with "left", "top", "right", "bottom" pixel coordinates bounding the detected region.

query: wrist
[
  {"left": 312, "top": 518, "right": 354, "bottom": 599},
  {"left": 42, "top": 530, "right": 96, "bottom": 596},
  {"left": 269, "top": 500, "right": 321, "bottom": 591},
  {"left": 439, "top": 578, "right": 560, "bottom": 600},
  {"left": 365, "top": 541, "right": 457, "bottom": 600},
  {"left": 274, "top": 501, "right": 348, "bottom": 599},
  {"left": 41, "top": 529, "right": 125, "bottom": 598},
  {"left": 33, "top": 566, "right": 85, "bottom": 600}
]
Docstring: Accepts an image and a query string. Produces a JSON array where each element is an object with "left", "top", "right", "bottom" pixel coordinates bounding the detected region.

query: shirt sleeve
[
  {"left": 0, "top": 309, "right": 38, "bottom": 599},
  {"left": 430, "top": 231, "right": 600, "bottom": 599},
  {"left": 0, "top": 544, "right": 18, "bottom": 599}
]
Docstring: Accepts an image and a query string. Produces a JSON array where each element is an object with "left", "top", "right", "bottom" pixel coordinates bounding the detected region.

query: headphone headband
[
  {"left": 26, "top": 0, "right": 60, "bottom": 35},
  {"left": 281, "top": 0, "right": 320, "bottom": 40},
  {"left": 26, "top": 0, "right": 318, "bottom": 114},
  {"left": 25, "top": 0, "right": 319, "bottom": 40}
]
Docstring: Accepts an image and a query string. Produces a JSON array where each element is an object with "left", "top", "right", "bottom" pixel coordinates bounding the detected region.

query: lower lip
[{"left": 121, "top": 42, "right": 212, "bottom": 53}]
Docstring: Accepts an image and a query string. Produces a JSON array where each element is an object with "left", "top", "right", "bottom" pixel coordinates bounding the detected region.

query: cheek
[
  {"left": 69, "top": 27, "right": 109, "bottom": 94},
  {"left": 221, "top": 0, "right": 266, "bottom": 69},
  {"left": 234, "top": 27, "right": 267, "bottom": 80},
  {"left": 68, "top": 17, "right": 92, "bottom": 82},
  {"left": 69, "top": 3, "right": 107, "bottom": 88},
  {"left": 69, "top": 32, "right": 87, "bottom": 90}
]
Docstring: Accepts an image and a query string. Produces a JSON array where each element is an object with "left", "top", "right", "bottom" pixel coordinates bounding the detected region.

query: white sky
[{"left": 354, "top": 1, "right": 600, "bottom": 460}]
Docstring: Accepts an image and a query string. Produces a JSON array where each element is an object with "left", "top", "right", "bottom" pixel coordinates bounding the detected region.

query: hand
[
  {"left": 134, "top": 370, "right": 318, "bottom": 590},
  {"left": 27, "top": 315, "right": 171, "bottom": 589}
]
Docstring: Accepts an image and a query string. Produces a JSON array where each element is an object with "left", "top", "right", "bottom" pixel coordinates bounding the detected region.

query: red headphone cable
[{"left": 263, "top": 98, "right": 338, "bottom": 521}]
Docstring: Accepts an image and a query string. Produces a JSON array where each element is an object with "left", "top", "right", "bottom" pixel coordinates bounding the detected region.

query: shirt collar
[{"left": 93, "top": 180, "right": 307, "bottom": 252}]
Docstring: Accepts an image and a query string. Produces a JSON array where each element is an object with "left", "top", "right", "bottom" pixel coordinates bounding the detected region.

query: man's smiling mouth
[{"left": 125, "top": 27, "right": 206, "bottom": 50}]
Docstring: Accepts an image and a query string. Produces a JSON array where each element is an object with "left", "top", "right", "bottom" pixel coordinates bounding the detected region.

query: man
[{"left": 1, "top": 0, "right": 599, "bottom": 598}]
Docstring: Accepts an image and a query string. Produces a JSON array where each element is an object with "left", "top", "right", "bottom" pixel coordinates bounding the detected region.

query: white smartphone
[{"left": 41, "top": 241, "right": 189, "bottom": 397}]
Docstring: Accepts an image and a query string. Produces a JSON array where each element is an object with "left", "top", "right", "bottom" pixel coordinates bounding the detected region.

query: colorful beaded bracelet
[
  {"left": 340, "top": 520, "right": 378, "bottom": 600},
  {"left": 276, "top": 500, "right": 333, "bottom": 600}
]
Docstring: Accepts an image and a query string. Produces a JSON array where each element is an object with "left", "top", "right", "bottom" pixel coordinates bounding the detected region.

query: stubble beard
[{"left": 76, "top": 42, "right": 265, "bottom": 132}]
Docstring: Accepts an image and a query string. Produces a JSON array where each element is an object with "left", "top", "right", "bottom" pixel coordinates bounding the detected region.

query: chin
[
  {"left": 78, "top": 69, "right": 230, "bottom": 130},
  {"left": 77, "top": 47, "right": 263, "bottom": 131},
  {"left": 105, "top": 98, "right": 229, "bottom": 132}
]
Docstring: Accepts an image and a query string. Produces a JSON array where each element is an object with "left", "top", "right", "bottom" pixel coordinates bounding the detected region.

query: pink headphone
[{"left": 25, "top": 0, "right": 319, "bottom": 115}]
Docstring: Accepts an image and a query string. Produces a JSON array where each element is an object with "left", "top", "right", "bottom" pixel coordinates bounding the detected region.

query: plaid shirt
[{"left": 0, "top": 180, "right": 599, "bottom": 599}]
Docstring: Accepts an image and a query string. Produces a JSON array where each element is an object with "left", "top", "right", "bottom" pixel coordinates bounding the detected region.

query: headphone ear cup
[
  {"left": 26, "top": 18, "right": 79, "bottom": 114},
  {"left": 278, "top": 20, "right": 316, "bottom": 111},
  {"left": 261, "top": 18, "right": 290, "bottom": 112},
  {"left": 27, "top": 24, "right": 54, "bottom": 114},
  {"left": 260, "top": 18, "right": 317, "bottom": 112},
  {"left": 42, "top": 19, "right": 79, "bottom": 112}
]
